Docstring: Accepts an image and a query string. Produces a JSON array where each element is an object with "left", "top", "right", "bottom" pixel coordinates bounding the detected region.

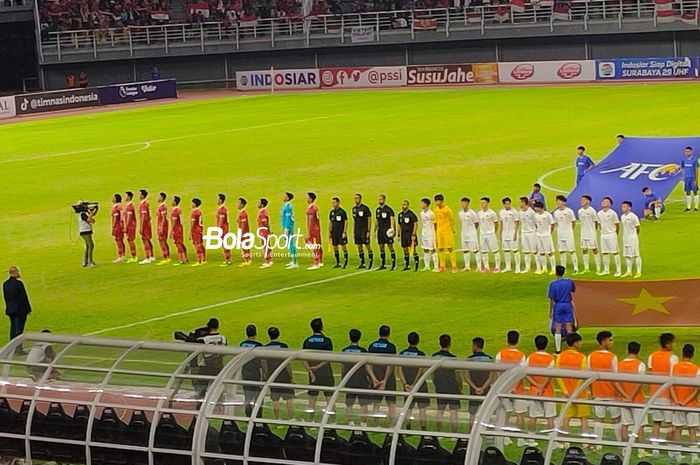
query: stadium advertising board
[
  {"left": 236, "top": 69, "right": 320, "bottom": 91},
  {"left": 0, "top": 96, "right": 16, "bottom": 119},
  {"left": 498, "top": 60, "right": 595, "bottom": 83},
  {"left": 14, "top": 88, "right": 100, "bottom": 115},
  {"left": 350, "top": 26, "right": 375, "bottom": 43},
  {"left": 595, "top": 57, "right": 698, "bottom": 80},
  {"left": 406, "top": 64, "right": 500, "bottom": 86},
  {"left": 98, "top": 79, "right": 177, "bottom": 105},
  {"left": 320, "top": 66, "right": 407, "bottom": 88}
]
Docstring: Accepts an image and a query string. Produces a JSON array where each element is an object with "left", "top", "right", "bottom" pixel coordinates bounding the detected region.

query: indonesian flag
[
  {"left": 413, "top": 17, "right": 439, "bottom": 29},
  {"left": 189, "top": 2, "right": 210, "bottom": 17},
  {"left": 150, "top": 9, "right": 169, "bottom": 20},
  {"left": 510, "top": 0, "right": 526, "bottom": 13},
  {"left": 539, "top": 0, "right": 554, "bottom": 8},
  {"left": 552, "top": 0, "right": 570, "bottom": 19},
  {"left": 654, "top": 0, "right": 673, "bottom": 11},
  {"left": 494, "top": 5, "right": 510, "bottom": 22},
  {"left": 466, "top": 10, "right": 482, "bottom": 22},
  {"left": 681, "top": 8, "right": 699, "bottom": 24},
  {"left": 655, "top": 8, "right": 675, "bottom": 22}
]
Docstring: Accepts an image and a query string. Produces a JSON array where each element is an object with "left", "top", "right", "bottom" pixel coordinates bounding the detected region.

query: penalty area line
[{"left": 85, "top": 269, "right": 369, "bottom": 337}]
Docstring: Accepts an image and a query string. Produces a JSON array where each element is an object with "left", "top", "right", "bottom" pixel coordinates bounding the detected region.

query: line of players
[{"left": 108, "top": 189, "right": 643, "bottom": 277}]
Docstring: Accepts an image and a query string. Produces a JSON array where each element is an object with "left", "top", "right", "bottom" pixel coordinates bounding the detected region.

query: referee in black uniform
[
  {"left": 302, "top": 318, "right": 334, "bottom": 420},
  {"left": 397, "top": 199, "right": 419, "bottom": 272},
  {"left": 352, "top": 194, "right": 373, "bottom": 269},
  {"left": 368, "top": 325, "right": 397, "bottom": 424},
  {"left": 328, "top": 197, "right": 349, "bottom": 269},
  {"left": 375, "top": 195, "right": 397, "bottom": 270}
]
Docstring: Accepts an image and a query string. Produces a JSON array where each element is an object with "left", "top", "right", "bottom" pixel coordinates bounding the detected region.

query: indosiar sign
[{"left": 596, "top": 57, "right": 699, "bottom": 80}]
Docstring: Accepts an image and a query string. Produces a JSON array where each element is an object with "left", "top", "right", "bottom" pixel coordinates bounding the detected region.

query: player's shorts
[
  {"left": 651, "top": 397, "right": 673, "bottom": 423},
  {"left": 580, "top": 237, "right": 598, "bottom": 250},
  {"left": 126, "top": 228, "right": 136, "bottom": 241},
  {"left": 461, "top": 237, "right": 479, "bottom": 253},
  {"left": 172, "top": 232, "right": 184, "bottom": 244},
  {"left": 421, "top": 232, "right": 436, "bottom": 250},
  {"left": 370, "top": 378, "right": 397, "bottom": 404},
  {"left": 270, "top": 387, "right": 295, "bottom": 401},
  {"left": 593, "top": 398, "right": 622, "bottom": 419},
  {"left": 536, "top": 236, "right": 554, "bottom": 254},
  {"left": 529, "top": 400, "right": 556, "bottom": 418},
  {"left": 553, "top": 304, "right": 575, "bottom": 325},
  {"left": 620, "top": 406, "right": 648, "bottom": 426},
  {"left": 345, "top": 392, "right": 372, "bottom": 407},
  {"left": 354, "top": 229, "right": 370, "bottom": 245},
  {"left": 563, "top": 403, "right": 591, "bottom": 418},
  {"left": 436, "top": 232, "right": 454, "bottom": 250},
  {"left": 673, "top": 411, "right": 700, "bottom": 428},
  {"left": 601, "top": 233, "right": 619, "bottom": 254},
  {"left": 502, "top": 398, "right": 528, "bottom": 415},
  {"left": 502, "top": 239, "right": 518, "bottom": 252},
  {"left": 157, "top": 228, "right": 169, "bottom": 241},
  {"left": 141, "top": 225, "right": 152, "bottom": 240},
  {"left": 479, "top": 233, "right": 499, "bottom": 252},
  {"left": 557, "top": 238, "right": 576, "bottom": 253},
  {"left": 112, "top": 230, "right": 124, "bottom": 239},
  {"left": 684, "top": 178, "right": 698, "bottom": 193},
  {"left": 407, "top": 385, "right": 430, "bottom": 409},
  {"left": 400, "top": 232, "right": 414, "bottom": 249},
  {"left": 377, "top": 228, "right": 393, "bottom": 245},
  {"left": 521, "top": 232, "right": 537, "bottom": 253},
  {"left": 576, "top": 174, "right": 585, "bottom": 185},
  {"left": 308, "top": 374, "right": 334, "bottom": 397},
  {"left": 331, "top": 230, "right": 347, "bottom": 246},
  {"left": 192, "top": 232, "right": 203, "bottom": 245},
  {"left": 623, "top": 241, "right": 640, "bottom": 258},
  {"left": 644, "top": 204, "right": 666, "bottom": 215}
]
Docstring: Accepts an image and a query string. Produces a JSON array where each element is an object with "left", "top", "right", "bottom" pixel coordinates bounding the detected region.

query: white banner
[
  {"left": 236, "top": 69, "right": 320, "bottom": 91},
  {"left": 0, "top": 96, "right": 16, "bottom": 119},
  {"left": 350, "top": 26, "right": 375, "bottom": 43},
  {"left": 498, "top": 60, "right": 596, "bottom": 83},
  {"left": 319, "top": 66, "right": 407, "bottom": 88}
]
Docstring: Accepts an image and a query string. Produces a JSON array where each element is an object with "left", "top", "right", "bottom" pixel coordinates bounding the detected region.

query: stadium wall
[{"left": 39, "top": 31, "right": 700, "bottom": 90}]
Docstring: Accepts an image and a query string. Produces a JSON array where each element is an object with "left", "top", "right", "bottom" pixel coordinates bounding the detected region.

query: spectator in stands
[
  {"left": 464, "top": 337, "right": 494, "bottom": 423},
  {"left": 3, "top": 266, "right": 32, "bottom": 356},
  {"left": 66, "top": 72, "right": 77, "bottom": 88},
  {"left": 26, "top": 329, "right": 58, "bottom": 381},
  {"left": 79, "top": 70, "right": 89, "bottom": 88}
]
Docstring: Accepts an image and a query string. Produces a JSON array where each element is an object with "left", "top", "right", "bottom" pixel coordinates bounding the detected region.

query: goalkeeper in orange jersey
[{"left": 433, "top": 194, "right": 458, "bottom": 273}]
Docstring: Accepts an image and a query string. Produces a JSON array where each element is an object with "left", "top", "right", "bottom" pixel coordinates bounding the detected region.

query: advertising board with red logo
[
  {"left": 319, "top": 67, "right": 407, "bottom": 88},
  {"left": 498, "top": 60, "right": 595, "bottom": 83},
  {"left": 406, "top": 64, "right": 500, "bottom": 86}
]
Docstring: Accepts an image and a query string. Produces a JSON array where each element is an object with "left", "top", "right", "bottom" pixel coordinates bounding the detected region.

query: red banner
[{"left": 575, "top": 278, "right": 700, "bottom": 327}]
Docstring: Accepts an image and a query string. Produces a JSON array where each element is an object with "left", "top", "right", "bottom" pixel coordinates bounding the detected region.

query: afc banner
[
  {"left": 98, "top": 79, "right": 177, "bottom": 104},
  {"left": 567, "top": 137, "right": 700, "bottom": 216},
  {"left": 236, "top": 69, "right": 320, "bottom": 91},
  {"left": 406, "top": 64, "right": 499, "bottom": 86},
  {"left": 596, "top": 57, "right": 698, "bottom": 80},
  {"left": 14, "top": 88, "right": 100, "bottom": 115},
  {"left": 319, "top": 66, "right": 407, "bottom": 88},
  {"left": 498, "top": 60, "right": 596, "bottom": 83}
]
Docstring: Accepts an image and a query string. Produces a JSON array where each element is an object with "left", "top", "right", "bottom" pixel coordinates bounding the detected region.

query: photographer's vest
[{"left": 77, "top": 214, "right": 93, "bottom": 234}]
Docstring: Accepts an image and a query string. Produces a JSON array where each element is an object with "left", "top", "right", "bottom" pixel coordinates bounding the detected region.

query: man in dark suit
[{"left": 3, "top": 266, "right": 31, "bottom": 355}]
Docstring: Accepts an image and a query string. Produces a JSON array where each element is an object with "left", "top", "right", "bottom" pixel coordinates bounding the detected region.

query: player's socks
[
  {"left": 463, "top": 252, "right": 470, "bottom": 270},
  {"left": 481, "top": 253, "right": 489, "bottom": 270},
  {"left": 687, "top": 195, "right": 692, "bottom": 210},
  {"left": 380, "top": 252, "right": 386, "bottom": 268},
  {"left": 413, "top": 254, "right": 419, "bottom": 271},
  {"left": 514, "top": 252, "right": 521, "bottom": 272},
  {"left": 549, "top": 256, "right": 556, "bottom": 271},
  {"left": 475, "top": 252, "right": 482, "bottom": 271},
  {"left": 368, "top": 251, "right": 374, "bottom": 269},
  {"left": 535, "top": 255, "right": 543, "bottom": 273},
  {"left": 594, "top": 254, "right": 601, "bottom": 271},
  {"left": 359, "top": 252, "right": 365, "bottom": 267},
  {"left": 403, "top": 253, "right": 410, "bottom": 269},
  {"left": 343, "top": 252, "right": 349, "bottom": 268},
  {"left": 559, "top": 253, "right": 567, "bottom": 268},
  {"left": 438, "top": 252, "right": 446, "bottom": 268},
  {"left": 504, "top": 253, "right": 511, "bottom": 270},
  {"left": 494, "top": 254, "right": 501, "bottom": 271},
  {"left": 390, "top": 251, "right": 396, "bottom": 270},
  {"left": 423, "top": 252, "right": 431, "bottom": 269},
  {"left": 334, "top": 251, "right": 341, "bottom": 266},
  {"left": 582, "top": 253, "right": 590, "bottom": 271},
  {"left": 626, "top": 258, "right": 633, "bottom": 275},
  {"left": 654, "top": 205, "right": 661, "bottom": 219},
  {"left": 449, "top": 252, "right": 457, "bottom": 269},
  {"left": 571, "top": 254, "right": 579, "bottom": 273},
  {"left": 432, "top": 252, "right": 439, "bottom": 269},
  {"left": 695, "top": 194, "right": 700, "bottom": 209},
  {"left": 636, "top": 257, "right": 642, "bottom": 275},
  {"left": 524, "top": 253, "right": 531, "bottom": 271},
  {"left": 614, "top": 254, "right": 621, "bottom": 274},
  {"left": 554, "top": 333, "right": 562, "bottom": 353},
  {"left": 602, "top": 255, "right": 611, "bottom": 274}
]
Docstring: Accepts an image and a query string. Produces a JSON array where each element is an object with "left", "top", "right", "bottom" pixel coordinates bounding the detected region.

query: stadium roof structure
[{"left": 0, "top": 332, "right": 696, "bottom": 465}]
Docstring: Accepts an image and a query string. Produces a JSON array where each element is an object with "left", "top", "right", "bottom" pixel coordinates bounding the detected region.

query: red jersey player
[
  {"left": 306, "top": 192, "right": 323, "bottom": 270},
  {"left": 237, "top": 197, "right": 252, "bottom": 266},
  {"left": 156, "top": 192, "right": 170, "bottom": 265},
  {"left": 217, "top": 193, "right": 231, "bottom": 266},
  {"left": 124, "top": 191, "right": 138, "bottom": 263},
  {"left": 138, "top": 189, "right": 155, "bottom": 264},
  {"left": 257, "top": 198, "right": 272, "bottom": 268},
  {"left": 190, "top": 198, "right": 206, "bottom": 266},
  {"left": 171, "top": 196, "right": 188, "bottom": 265},
  {"left": 111, "top": 193, "right": 125, "bottom": 263}
]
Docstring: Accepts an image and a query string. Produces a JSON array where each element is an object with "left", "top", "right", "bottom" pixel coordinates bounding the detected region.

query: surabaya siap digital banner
[{"left": 596, "top": 57, "right": 698, "bottom": 80}]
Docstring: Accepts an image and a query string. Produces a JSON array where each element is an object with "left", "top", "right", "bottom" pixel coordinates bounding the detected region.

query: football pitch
[{"left": 2, "top": 82, "right": 700, "bottom": 360}]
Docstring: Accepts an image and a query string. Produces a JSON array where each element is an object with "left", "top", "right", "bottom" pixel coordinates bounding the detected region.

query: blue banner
[
  {"left": 568, "top": 137, "right": 700, "bottom": 216},
  {"left": 596, "top": 57, "right": 698, "bottom": 80},
  {"left": 98, "top": 79, "right": 177, "bottom": 105}
]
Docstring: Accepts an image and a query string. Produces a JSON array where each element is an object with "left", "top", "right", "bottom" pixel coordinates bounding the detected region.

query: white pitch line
[
  {"left": 536, "top": 165, "right": 572, "bottom": 194},
  {"left": 85, "top": 269, "right": 368, "bottom": 337}
]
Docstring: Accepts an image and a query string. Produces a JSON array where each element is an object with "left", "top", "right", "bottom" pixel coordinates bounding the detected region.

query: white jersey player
[
  {"left": 499, "top": 197, "right": 521, "bottom": 273},
  {"left": 477, "top": 197, "right": 501, "bottom": 272},
  {"left": 533, "top": 201, "right": 556, "bottom": 275},
  {"left": 577, "top": 195, "right": 601, "bottom": 273},
  {"left": 597, "top": 197, "right": 621, "bottom": 277},
  {"left": 458, "top": 197, "right": 481, "bottom": 271},
  {"left": 419, "top": 198, "right": 439, "bottom": 271},
  {"left": 620, "top": 201, "right": 642, "bottom": 278},
  {"left": 553, "top": 195, "right": 579, "bottom": 274},
  {"left": 518, "top": 197, "right": 538, "bottom": 273}
]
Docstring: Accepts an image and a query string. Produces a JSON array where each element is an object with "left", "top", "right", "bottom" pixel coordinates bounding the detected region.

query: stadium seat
[
  {"left": 519, "top": 446, "right": 545, "bottom": 465},
  {"left": 451, "top": 438, "right": 469, "bottom": 465},
  {"left": 347, "top": 430, "right": 382, "bottom": 465},
  {"left": 600, "top": 452, "right": 623, "bottom": 465},
  {"left": 284, "top": 424, "right": 316, "bottom": 461},
  {"left": 249, "top": 422, "right": 285, "bottom": 460},
  {"left": 125, "top": 410, "right": 150, "bottom": 465},
  {"left": 320, "top": 428, "right": 349, "bottom": 464},
  {"left": 91, "top": 407, "right": 129, "bottom": 465},
  {"left": 153, "top": 412, "right": 192, "bottom": 465},
  {"left": 561, "top": 446, "right": 591, "bottom": 465},
  {"left": 0, "top": 397, "right": 26, "bottom": 458},
  {"left": 480, "top": 446, "right": 518, "bottom": 465},
  {"left": 382, "top": 433, "right": 417, "bottom": 465},
  {"left": 636, "top": 462, "right": 652, "bottom": 465},
  {"left": 415, "top": 435, "right": 452, "bottom": 465},
  {"left": 219, "top": 419, "right": 245, "bottom": 465}
]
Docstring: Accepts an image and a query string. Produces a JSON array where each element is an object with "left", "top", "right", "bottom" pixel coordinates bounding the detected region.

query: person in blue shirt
[
  {"left": 432, "top": 334, "right": 462, "bottom": 433},
  {"left": 529, "top": 183, "right": 546, "bottom": 210},
  {"left": 264, "top": 327, "right": 294, "bottom": 420},
  {"left": 464, "top": 337, "right": 494, "bottom": 425},
  {"left": 642, "top": 186, "right": 664, "bottom": 221},
  {"left": 679, "top": 146, "right": 698, "bottom": 212},
  {"left": 368, "top": 325, "right": 398, "bottom": 424},
  {"left": 341, "top": 329, "right": 378, "bottom": 426},
  {"left": 239, "top": 324, "right": 264, "bottom": 417},
  {"left": 302, "top": 317, "right": 333, "bottom": 420},
  {"left": 398, "top": 331, "right": 428, "bottom": 431},
  {"left": 281, "top": 192, "right": 298, "bottom": 268},
  {"left": 548, "top": 265, "right": 576, "bottom": 354},
  {"left": 575, "top": 145, "right": 595, "bottom": 185}
]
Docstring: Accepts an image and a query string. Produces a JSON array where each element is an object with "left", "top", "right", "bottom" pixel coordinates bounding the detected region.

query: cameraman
[
  {"left": 78, "top": 206, "right": 96, "bottom": 268},
  {"left": 193, "top": 318, "right": 228, "bottom": 398}
]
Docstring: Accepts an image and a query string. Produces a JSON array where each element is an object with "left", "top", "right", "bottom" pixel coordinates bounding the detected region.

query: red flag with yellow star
[{"left": 574, "top": 279, "right": 700, "bottom": 327}]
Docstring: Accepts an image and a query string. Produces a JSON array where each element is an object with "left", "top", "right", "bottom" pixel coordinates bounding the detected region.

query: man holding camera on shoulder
[
  {"left": 175, "top": 318, "right": 228, "bottom": 398},
  {"left": 75, "top": 202, "right": 97, "bottom": 268}
]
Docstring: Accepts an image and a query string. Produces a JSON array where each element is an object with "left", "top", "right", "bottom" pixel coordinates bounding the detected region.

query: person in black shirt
[
  {"left": 375, "top": 195, "right": 397, "bottom": 270},
  {"left": 352, "top": 193, "right": 373, "bottom": 269},
  {"left": 239, "top": 324, "right": 264, "bottom": 417},
  {"left": 398, "top": 332, "right": 428, "bottom": 430},
  {"left": 302, "top": 317, "right": 334, "bottom": 420},
  {"left": 328, "top": 197, "right": 349, "bottom": 269},
  {"left": 341, "top": 329, "right": 379, "bottom": 426},
  {"left": 432, "top": 334, "right": 462, "bottom": 433},
  {"left": 464, "top": 337, "right": 494, "bottom": 424},
  {"left": 397, "top": 200, "right": 419, "bottom": 272},
  {"left": 368, "top": 325, "right": 397, "bottom": 424},
  {"left": 265, "top": 326, "right": 295, "bottom": 420}
]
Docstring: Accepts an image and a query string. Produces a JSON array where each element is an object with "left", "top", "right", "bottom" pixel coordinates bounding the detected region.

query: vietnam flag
[{"left": 575, "top": 278, "right": 700, "bottom": 327}]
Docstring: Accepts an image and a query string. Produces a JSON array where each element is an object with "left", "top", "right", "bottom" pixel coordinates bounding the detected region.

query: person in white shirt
[
  {"left": 620, "top": 201, "right": 642, "bottom": 278},
  {"left": 518, "top": 197, "right": 537, "bottom": 273},
  {"left": 578, "top": 195, "right": 601, "bottom": 274},
  {"left": 477, "top": 197, "right": 501, "bottom": 272},
  {"left": 533, "top": 201, "right": 557, "bottom": 275},
  {"left": 597, "top": 197, "right": 621, "bottom": 277},
  {"left": 498, "top": 197, "right": 521, "bottom": 273},
  {"left": 458, "top": 197, "right": 481, "bottom": 271},
  {"left": 553, "top": 195, "right": 579, "bottom": 274},
  {"left": 419, "top": 198, "right": 439, "bottom": 271}
]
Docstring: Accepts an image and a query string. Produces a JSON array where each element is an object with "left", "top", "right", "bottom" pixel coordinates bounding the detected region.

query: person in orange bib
[
  {"left": 648, "top": 333, "right": 679, "bottom": 447},
  {"left": 495, "top": 330, "right": 529, "bottom": 445},
  {"left": 588, "top": 331, "right": 624, "bottom": 442},
  {"left": 555, "top": 333, "right": 590, "bottom": 436},
  {"left": 671, "top": 344, "right": 700, "bottom": 460},
  {"left": 615, "top": 341, "right": 650, "bottom": 452},
  {"left": 526, "top": 335, "right": 556, "bottom": 431}
]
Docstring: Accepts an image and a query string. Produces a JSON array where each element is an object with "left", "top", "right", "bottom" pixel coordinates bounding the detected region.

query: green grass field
[{"left": 2, "top": 83, "right": 700, "bottom": 362}]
